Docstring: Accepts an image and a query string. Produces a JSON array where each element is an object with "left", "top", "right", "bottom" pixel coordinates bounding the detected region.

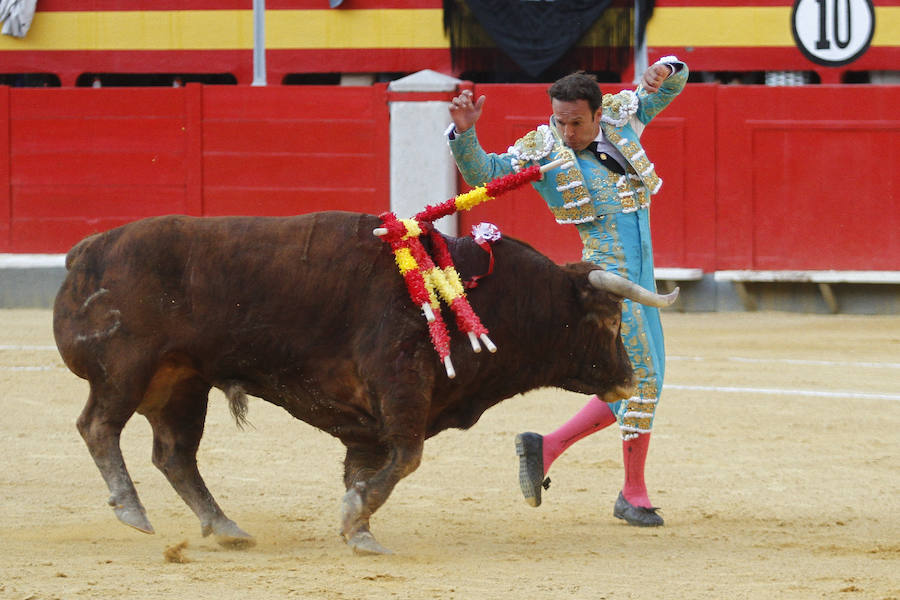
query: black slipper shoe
[
  {"left": 613, "top": 491, "right": 664, "bottom": 526},
  {"left": 515, "top": 432, "right": 550, "bottom": 507}
]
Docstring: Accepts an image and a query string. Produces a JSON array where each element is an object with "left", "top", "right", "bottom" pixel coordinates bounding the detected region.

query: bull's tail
[{"left": 222, "top": 381, "right": 252, "bottom": 430}]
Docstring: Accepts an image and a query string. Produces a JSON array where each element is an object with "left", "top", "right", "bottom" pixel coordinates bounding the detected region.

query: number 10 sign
[{"left": 791, "top": 0, "right": 875, "bottom": 66}]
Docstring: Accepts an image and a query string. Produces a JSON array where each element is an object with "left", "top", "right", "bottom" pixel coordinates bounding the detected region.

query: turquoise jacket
[{"left": 449, "top": 59, "right": 688, "bottom": 225}]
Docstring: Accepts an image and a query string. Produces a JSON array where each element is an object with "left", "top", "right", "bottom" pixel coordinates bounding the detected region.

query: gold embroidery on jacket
[{"left": 604, "top": 127, "right": 663, "bottom": 199}]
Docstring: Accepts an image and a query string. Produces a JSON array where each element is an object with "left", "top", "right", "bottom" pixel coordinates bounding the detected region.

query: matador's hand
[
  {"left": 448, "top": 89, "right": 486, "bottom": 134},
  {"left": 640, "top": 63, "right": 672, "bottom": 93}
]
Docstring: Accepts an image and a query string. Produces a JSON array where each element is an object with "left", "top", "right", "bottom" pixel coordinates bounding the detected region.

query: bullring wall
[
  {"left": 0, "top": 84, "right": 391, "bottom": 253},
  {"left": 0, "top": 81, "right": 897, "bottom": 311}
]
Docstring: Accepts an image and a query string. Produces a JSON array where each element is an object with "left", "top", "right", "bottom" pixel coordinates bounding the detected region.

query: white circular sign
[{"left": 791, "top": 0, "right": 875, "bottom": 66}]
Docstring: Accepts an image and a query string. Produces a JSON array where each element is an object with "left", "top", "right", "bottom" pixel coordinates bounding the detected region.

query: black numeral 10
[{"left": 815, "top": 0, "right": 852, "bottom": 49}]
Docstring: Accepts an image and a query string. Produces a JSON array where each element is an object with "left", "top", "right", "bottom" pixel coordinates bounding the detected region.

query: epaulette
[
  {"left": 507, "top": 124, "right": 554, "bottom": 168},
  {"left": 600, "top": 90, "right": 638, "bottom": 128}
]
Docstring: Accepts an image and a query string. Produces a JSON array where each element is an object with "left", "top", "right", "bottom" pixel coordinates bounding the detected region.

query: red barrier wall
[
  {"left": 200, "top": 85, "right": 391, "bottom": 218},
  {"left": 715, "top": 85, "right": 899, "bottom": 270},
  {"left": 0, "top": 84, "right": 390, "bottom": 253},
  {"left": 1, "top": 83, "right": 898, "bottom": 273}
]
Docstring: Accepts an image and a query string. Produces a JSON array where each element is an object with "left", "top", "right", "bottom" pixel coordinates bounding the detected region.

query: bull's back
[{"left": 53, "top": 212, "right": 396, "bottom": 377}]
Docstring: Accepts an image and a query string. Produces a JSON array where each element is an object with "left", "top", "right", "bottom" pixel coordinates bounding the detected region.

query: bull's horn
[{"left": 588, "top": 270, "right": 679, "bottom": 307}]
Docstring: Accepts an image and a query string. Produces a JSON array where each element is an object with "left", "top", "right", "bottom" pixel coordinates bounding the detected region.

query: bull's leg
[
  {"left": 340, "top": 441, "right": 389, "bottom": 553},
  {"left": 145, "top": 377, "right": 255, "bottom": 549},
  {"left": 340, "top": 436, "right": 424, "bottom": 555},
  {"left": 77, "top": 383, "right": 154, "bottom": 534}
]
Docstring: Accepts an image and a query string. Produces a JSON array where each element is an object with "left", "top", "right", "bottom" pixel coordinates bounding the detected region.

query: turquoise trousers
[{"left": 577, "top": 207, "right": 665, "bottom": 439}]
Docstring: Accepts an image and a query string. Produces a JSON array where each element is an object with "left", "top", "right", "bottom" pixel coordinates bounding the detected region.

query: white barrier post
[{"left": 387, "top": 70, "right": 462, "bottom": 236}]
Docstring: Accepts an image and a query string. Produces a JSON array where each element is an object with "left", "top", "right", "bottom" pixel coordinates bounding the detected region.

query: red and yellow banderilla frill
[{"left": 375, "top": 158, "right": 569, "bottom": 378}]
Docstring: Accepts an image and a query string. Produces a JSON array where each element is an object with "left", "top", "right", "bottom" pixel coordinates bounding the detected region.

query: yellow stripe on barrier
[
  {"left": 648, "top": 7, "right": 795, "bottom": 47},
  {"left": 0, "top": 10, "right": 253, "bottom": 50},
  {"left": 647, "top": 6, "right": 900, "bottom": 47},
  {"left": 0, "top": 9, "right": 447, "bottom": 51},
  {"left": 268, "top": 9, "right": 446, "bottom": 49},
  {"left": 0, "top": 6, "right": 896, "bottom": 52},
  {"left": 873, "top": 7, "right": 900, "bottom": 45}
]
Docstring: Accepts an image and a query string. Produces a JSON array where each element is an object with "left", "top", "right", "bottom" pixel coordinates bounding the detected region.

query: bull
[{"left": 53, "top": 211, "right": 677, "bottom": 554}]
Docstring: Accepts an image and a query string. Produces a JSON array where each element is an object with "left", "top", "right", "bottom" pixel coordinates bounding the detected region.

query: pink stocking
[
  {"left": 541, "top": 396, "right": 616, "bottom": 474},
  {"left": 622, "top": 432, "right": 653, "bottom": 508}
]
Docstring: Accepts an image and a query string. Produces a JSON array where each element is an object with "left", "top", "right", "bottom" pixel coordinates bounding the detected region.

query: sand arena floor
[{"left": 1, "top": 309, "right": 898, "bottom": 599}]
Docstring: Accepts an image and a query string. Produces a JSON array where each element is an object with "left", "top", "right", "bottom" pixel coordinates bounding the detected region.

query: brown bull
[{"left": 53, "top": 211, "right": 677, "bottom": 554}]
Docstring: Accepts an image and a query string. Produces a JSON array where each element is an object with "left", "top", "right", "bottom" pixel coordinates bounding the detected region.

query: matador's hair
[{"left": 547, "top": 71, "right": 603, "bottom": 114}]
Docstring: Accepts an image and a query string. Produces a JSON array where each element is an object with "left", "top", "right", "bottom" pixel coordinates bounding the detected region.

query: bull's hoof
[
  {"left": 339, "top": 483, "right": 390, "bottom": 554},
  {"left": 202, "top": 518, "right": 257, "bottom": 549},
  {"left": 215, "top": 525, "right": 257, "bottom": 549},
  {"left": 215, "top": 531, "right": 257, "bottom": 549},
  {"left": 111, "top": 502, "right": 155, "bottom": 534},
  {"left": 346, "top": 530, "right": 393, "bottom": 555}
]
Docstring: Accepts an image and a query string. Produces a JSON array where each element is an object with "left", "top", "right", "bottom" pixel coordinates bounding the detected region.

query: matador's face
[{"left": 551, "top": 98, "right": 602, "bottom": 153}]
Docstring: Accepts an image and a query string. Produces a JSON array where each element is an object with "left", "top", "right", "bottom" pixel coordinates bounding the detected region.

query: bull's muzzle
[{"left": 601, "top": 378, "right": 637, "bottom": 403}]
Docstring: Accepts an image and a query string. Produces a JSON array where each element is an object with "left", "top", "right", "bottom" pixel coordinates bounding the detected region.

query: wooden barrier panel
[
  {"left": 715, "top": 84, "right": 900, "bottom": 270},
  {"left": 9, "top": 87, "right": 191, "bottom": 252},
  {"left": 640, "top": 84, "right": 717, "bottom": 272},
  {"left": 1, "top": 84, "right": 390, "bottom": 253},
  {"left": 0, "top": 87, "right": 9, "bottom": 250},
  {"left": 200, "top": 84, "right": 391, "bottom": 217}
]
